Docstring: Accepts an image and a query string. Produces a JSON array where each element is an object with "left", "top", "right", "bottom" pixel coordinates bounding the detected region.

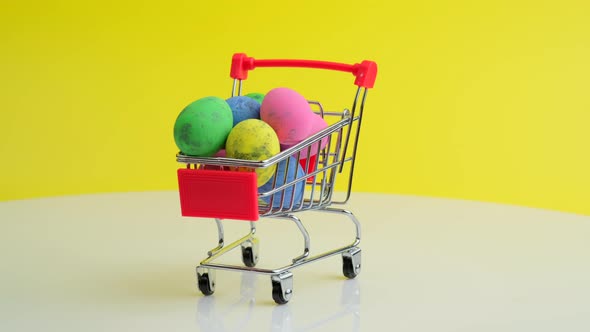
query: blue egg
[
  {"left": 226, "top": 96, "right": 261, "bottom": 127},
  {"left": 259, "top": 157, "right": 305, "bottom": 208}
]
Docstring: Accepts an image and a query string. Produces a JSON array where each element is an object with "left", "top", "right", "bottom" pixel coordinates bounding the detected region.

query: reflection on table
[{"left": 196, "top": 272, "right": 360, "bottom": 332}]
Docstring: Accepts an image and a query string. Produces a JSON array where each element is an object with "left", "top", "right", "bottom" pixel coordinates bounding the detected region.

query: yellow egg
[{"left": 226, "top": 119, "right": 280, "bottom": 186}]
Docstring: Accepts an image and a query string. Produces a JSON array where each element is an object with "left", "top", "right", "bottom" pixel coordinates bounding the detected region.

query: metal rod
[
  {"left": 207, "top": 218, "right": 225, "bottom": 257},
  {"left": 338, "top": 88, "right": 368, "bottom": 204},
  {"left": 249, "top": 221, "right": 256, "bottom": 235},
  {"left": 199, "top": 208, "right": 361, "bottom": 277},
  {"left": 339, "top": 87, "right": 361, "bottom": 172},
  {"left": 232, "top": 79, "right": 238, "bottom": 97},
  {"left": 271, "top": 214, "right": 310, "bottom": 263},
  {"left": 202, "top": 228, "right": 254, "bottom": 264},
  {"left": 201, "top": 243, "right": 358, "bottom": 276},
  {"left": 318, "top": 207, "right": 361, "bottom": 243}
]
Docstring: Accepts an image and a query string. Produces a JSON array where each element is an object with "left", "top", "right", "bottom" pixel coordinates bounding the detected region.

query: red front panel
[{"left": 177, "top": 168, "right": 259, "bottom": 221}]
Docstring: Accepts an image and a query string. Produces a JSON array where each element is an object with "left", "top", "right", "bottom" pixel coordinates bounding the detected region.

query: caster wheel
[
  {"left": 241, "top": 238, "right": 259, "bottom": 267},
  {"left": 271, "top": 272, "right": 293, "bottom": 305},
  {"left": 342, "top": 248, "right": 361, "bottom": 279},
  {"left": 197, "top": 268, "right": 215, "bottom": 296},
  {"left": 242, "top": 247, "right": 257, "bottom": 267}
]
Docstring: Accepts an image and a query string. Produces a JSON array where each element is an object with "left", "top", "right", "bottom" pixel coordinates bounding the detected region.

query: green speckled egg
[
  {"left": 173, "top": 96, "right": 233, "bottom": 156},
  {"left": 226, "top": 119, "right": 280, "bottom": 186},
  {"left": 245, "top": 92, "right": 265, "bottom": 104}
]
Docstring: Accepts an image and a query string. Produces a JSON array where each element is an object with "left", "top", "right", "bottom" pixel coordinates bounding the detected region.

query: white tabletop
[{"left": 1, "top": 192, "right": 589, "bottom": 331}]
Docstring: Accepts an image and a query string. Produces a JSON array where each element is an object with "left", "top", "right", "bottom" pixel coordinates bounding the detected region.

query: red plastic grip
[{"left": 230, "top": 53, "right": 377, "bottom": 88}]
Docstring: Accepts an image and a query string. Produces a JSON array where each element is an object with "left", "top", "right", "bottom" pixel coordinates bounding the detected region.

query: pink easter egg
[
  {"left": 260, "top": 87, "right": 314, "bottom": 145},
  {"left": 281, "top": 113, "right": 329, "bottom": 159},
  {"left": 202, "top": 149, "right": 227, "bottom": 170}
]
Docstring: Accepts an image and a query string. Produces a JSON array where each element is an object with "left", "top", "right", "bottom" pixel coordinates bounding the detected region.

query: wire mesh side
[{"left": 176, "top": 96, "right": 366, "bottom": 218}]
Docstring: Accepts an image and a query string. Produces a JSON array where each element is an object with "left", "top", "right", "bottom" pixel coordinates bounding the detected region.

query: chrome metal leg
[
  {"left": 249, "top": 221, "right": 256, "bottom": 235},
  {"left": 202, "top": 220, "right": 257, "bottom": 264},
  {"left": 207, "top": 218, "right": 225, "bottom": 257},
  {"left": 272, "top": 214, "right": 310, "bottom": 263},
  {"left": 318, "top": 208, "right": 361, "bottom": 246}
]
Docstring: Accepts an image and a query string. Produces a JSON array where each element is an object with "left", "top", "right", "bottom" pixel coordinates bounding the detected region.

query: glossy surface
[{"left": 1, "top": 192, "right": 589, "bottom": 331}]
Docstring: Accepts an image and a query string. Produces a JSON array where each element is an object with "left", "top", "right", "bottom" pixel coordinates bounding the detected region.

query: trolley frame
[{"left": 176, "top": 53, "right": 377, "bottom": 304}]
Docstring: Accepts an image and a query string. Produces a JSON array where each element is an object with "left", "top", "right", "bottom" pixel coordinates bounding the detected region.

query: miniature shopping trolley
[{"left": 176, "top": 53, "right": 377, "bottom": 304}]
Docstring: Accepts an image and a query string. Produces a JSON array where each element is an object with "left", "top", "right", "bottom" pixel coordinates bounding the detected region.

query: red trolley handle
[{"left": 230, "top": 53, "right": 377, "bottom": 89}]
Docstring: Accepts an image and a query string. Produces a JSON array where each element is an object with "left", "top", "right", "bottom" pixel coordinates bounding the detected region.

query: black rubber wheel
[
  {"left": 272, "top": 281, "right": 290, "bottom": 305},
  {"left": 241, "top": 246, "right": 257, "bottom": 267},
  {"left": 198, "top": 273, "right": 215, "bottom": 296},
  {"left": 343, "top": 256, "right": 359, "bottom": 279}
]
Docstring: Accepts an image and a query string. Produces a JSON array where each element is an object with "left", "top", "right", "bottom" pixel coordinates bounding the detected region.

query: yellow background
[{"left": 1, "top": 0, "right": 589, "bottom": 215}]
